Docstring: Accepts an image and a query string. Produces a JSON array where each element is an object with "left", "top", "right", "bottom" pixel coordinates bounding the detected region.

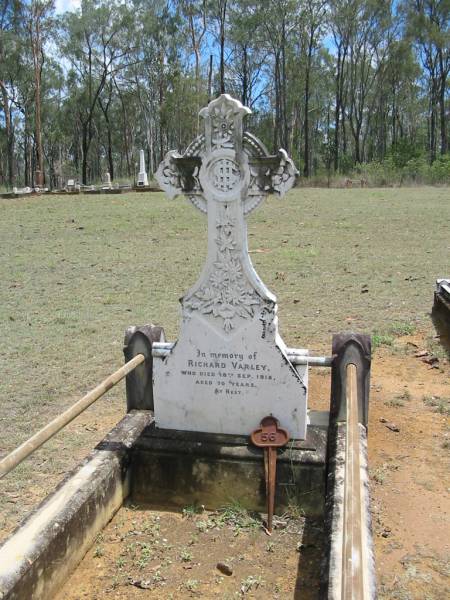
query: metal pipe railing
[
  {"left": 0, "top": 353, "right": 145, "bottom": 479},
  {"left": 151, "top": 342, "right": 333, "bottom": 367}
]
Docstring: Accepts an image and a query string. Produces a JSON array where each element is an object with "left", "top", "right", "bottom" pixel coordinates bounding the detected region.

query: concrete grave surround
[
  {"left": 137, "top": 149, "right": 149, "bottom": 186},
  {"left": 154, "top": 94, "right": 307, "bottom": 438}
]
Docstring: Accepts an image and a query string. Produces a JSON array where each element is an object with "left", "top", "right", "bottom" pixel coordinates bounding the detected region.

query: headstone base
[
  {"left": 137, "top": 174, "right": 149, "bottom": 187},
  {"left": 130, "top": 413, "right": 328, "bottom": 517},
  {"left": 133, "top": 185, "right": 160, "bottom": 192},
  {"left": 101, "top": 188, "right": 123, "bottom": 194}
]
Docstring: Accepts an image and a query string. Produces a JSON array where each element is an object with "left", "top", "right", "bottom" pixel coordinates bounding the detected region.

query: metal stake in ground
[{"left": 250, "top": 416, "right": 290, "bottom": 533}]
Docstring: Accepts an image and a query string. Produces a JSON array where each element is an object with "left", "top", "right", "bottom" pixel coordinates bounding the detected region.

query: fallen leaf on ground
[
  {"left": 129, "top": 579, "right": 152, "bottom": 589},
  {"left": 216, "top": 562, "right": 233, "bottom": 576},
  {"left": 385, "top": 422, "right": 400, "bottom": 432},
  {"left": 422, "top": 356, "right": 439, "bottom": 365}
]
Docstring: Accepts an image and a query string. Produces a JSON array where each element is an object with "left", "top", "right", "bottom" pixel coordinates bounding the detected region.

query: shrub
[{"left": 429, "top": 155, "right": 450, "bottom": 184}]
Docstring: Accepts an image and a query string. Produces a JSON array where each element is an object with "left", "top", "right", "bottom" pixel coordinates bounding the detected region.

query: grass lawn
[{"left": 0, "top": 186, "right": 449, "bottom": 538}]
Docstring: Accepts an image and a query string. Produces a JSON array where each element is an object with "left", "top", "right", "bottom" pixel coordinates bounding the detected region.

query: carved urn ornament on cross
[{"left": 154, "top": 94, "right": 308, "bottom": 439}]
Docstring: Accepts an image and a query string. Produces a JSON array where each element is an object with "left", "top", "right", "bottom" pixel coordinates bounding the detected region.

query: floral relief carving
[
  {"left": 271, "top": 149, "right": 298, "bottom": 196},
  {"left": 184, "top": 206, "right": 261, "bottom": 333},
  {"left": 210, "top": 103, "right": 236, "bottom": 149},
  {"left": 155, "top": 150, "right": 182, "bottom": 199}
]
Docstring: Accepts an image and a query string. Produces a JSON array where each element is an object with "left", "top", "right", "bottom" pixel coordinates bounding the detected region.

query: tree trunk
[
  {"left": 334, "top": 98, "right": 340, "bottom": 172},
  {"left": 219, "top": 0, "right": 227, "bottom": 94},
  {"left": 99, "top": 94, "right": 114, "bottom": 179},
  {"left": 429, "top": 80, "right": 437, "bottom": 163},
  {"left": 159, "top": 48, "right": 164, "bottom": 163},
  {"left": 438, "top": 50, "right": 447, "bottom": 155},
  {"left": 82, "top": 123, "right": 89, "bottom": 185},
  {"left": 354, "top": 122, "right": 361, "bottom": 164},
  {"left": 334, "top": 46, "right": 342, "bottom": 172},
  {"left": 241, "top": 44, "right": 248, "bottom": 106},
  {"left": 29, "top": 8, "right": 45, "bottom": 186},
  {"left": 34, "top": 68, "right": 44, "bottom": 184},
  {"left": 391, "top": 83, "right": 397, "bottom": 147},
  {"left": 0, "top": 82, "right": 14, "bottom": 187},
  {"left": 207, "top": 54, "right": 213, "bottom": 100},
  {"left": 274, "top": 52, "right": 281, "bottom": 151},
  {"left": 303, "top": 29, "right": 314, "bottom": 178},
  {"left": 281, "top": 18, "right": 288, "bottom": 151}
]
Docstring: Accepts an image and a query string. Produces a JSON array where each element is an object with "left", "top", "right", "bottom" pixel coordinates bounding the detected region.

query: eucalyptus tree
[
  {"left": 128, "top": 0, "right": 185, "bottom": 172},
  {"left": 40, "top": 58, "right": 67, "bottom": 187},
  {"left": 62, "top": 0, "right": 136, "bottom": 183},
  {"left": 207, "top": 0, "right": 229, "bottom": 94},
  {"left": 23, "top": 0, "right": 55, "bottom": 185},
  {"left": 370, "top": 38, "right": 421, "bottom": 161},
  {"left": 0, "top": 0, "right": 41, "bottom": 187},
  {"left": 346, "top": 0, "right": 395, "bottom": 164},
  {"left": 226, "top": 1, "right": 270, "bottom": 109},
  {"left": 300, "top": 0, "right": 327, "bottom": 176},
  {"left": 180, "top": 0, "right": 208, "bottom": 125},
  {"left": 406, "top": 0, "right": 449, "bottom": 159},
  {"left": 0, "top": 0, "right": 21, "bottom": 186},
  {"left": 238, "top": 0, "right": 299, "bottom": 152},
  {"left": 328, "top": 0, "right": 356, "bottom": 170}
]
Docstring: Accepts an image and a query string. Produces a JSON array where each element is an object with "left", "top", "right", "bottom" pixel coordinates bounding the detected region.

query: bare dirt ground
[
  {"left": 369, "top": 334, "right": 450, "bottom": 600},
  {"left": 55, "top": 504, "right": 323, "bottom": 600}
]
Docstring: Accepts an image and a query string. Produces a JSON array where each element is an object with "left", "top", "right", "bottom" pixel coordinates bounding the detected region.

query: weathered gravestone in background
[
  {"left": 154, "top": 94, "right": 308, "bottom": 439},
  {"left": 102, "top": 172, "right": 112, "bottom": 189},
  {"left": 137, "top": 149, "right": 149, "bottom": 186}
]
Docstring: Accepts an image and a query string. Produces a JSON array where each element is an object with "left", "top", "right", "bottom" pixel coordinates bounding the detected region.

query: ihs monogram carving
[
  {"left": 211, "top": 158, "right": 240, "bottom": 192},
  {"left": 184, "top": 206, "right": 261, "bottom": 333}
]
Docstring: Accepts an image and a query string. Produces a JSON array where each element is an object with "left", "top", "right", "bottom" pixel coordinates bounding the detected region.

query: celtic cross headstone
[{"left": 154, "top": 94, "right": 308, "bottom": 438}]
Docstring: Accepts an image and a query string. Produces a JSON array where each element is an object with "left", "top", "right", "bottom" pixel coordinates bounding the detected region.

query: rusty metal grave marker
[{"left": 250, "top": 416, "right": 290, "bottom": 533}]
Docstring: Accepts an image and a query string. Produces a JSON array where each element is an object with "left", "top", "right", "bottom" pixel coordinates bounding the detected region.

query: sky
[{"left": 55, "top": 0, "right": 81, "bottom": 14}]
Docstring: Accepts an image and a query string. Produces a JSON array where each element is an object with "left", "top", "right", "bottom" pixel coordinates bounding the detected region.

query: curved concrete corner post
[
  {"left": 123, "top": 324, "right": 166, "bottom": 411},
  {"left": 330, "top": 333, "right": 371, "bottom": 428},
  {"left": 433, "top": 279, "right": 450, "bottom": 343}
]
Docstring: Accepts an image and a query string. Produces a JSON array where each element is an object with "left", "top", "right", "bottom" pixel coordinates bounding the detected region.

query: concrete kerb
[
  {"left": 0, "top": 410, "right": 152, "bottom": 600},
  {"left": 321, "top": 333, "right": 377, "bottom": 600}
]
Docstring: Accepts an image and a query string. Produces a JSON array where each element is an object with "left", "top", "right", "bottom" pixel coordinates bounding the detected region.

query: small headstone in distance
[
  {"left": 102, "top": 172, "right": 112, "bottom": 188},
  {"left": 137, "top": 149, "right": 149, "bottom": 186}
]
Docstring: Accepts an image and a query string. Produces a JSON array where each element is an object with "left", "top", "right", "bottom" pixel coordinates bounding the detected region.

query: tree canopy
[{"left": 0, "top": 0, "right": 448, "bottom": 187}]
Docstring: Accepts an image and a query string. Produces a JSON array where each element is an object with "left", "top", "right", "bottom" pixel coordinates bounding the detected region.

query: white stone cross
[{"left": 154, "top": 94, "right": 308, "bottom": 439}]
